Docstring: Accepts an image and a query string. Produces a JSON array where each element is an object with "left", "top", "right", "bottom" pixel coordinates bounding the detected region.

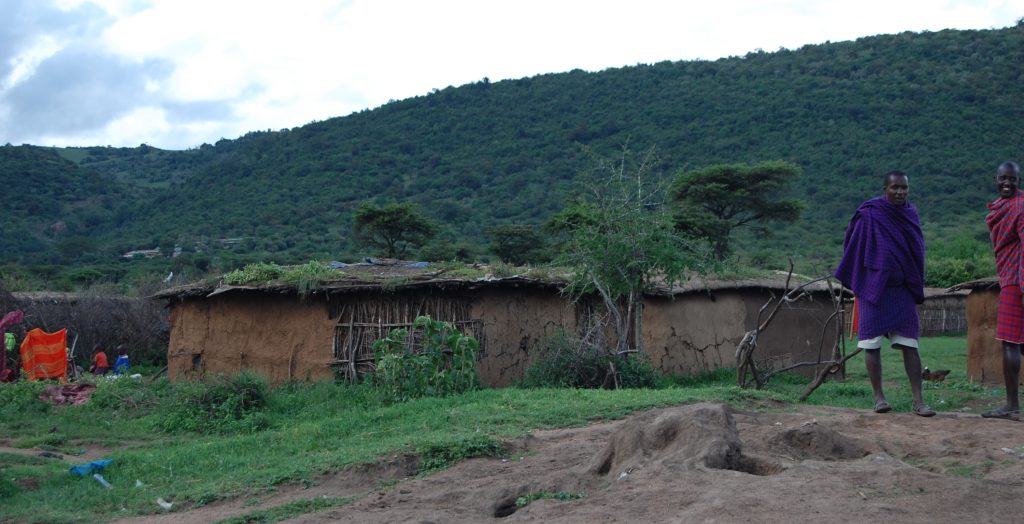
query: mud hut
[
  {"left": 948, "top": 277, "right": 1024, "bottom": 386},
  {"left": 155, "top": 264, "right": 843, "bottom": 387}
]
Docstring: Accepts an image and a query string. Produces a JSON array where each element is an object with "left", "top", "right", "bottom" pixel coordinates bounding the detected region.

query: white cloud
[{"left": 2, "top": 0, "right": 1023, "bottom": 149}]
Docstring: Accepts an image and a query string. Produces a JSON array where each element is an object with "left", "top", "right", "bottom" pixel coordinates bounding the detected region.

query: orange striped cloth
[{"left": 20, "top": 328, "right": 68, "bottom": 380}]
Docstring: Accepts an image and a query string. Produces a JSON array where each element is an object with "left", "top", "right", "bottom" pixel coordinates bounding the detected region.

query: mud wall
[
  {"left": 642, "top": 292, "right": 743, "bottom": 375},
  {"left": 167, "top": 293, "right": 336, "bottom": 383},
  {"left": 470, "top": 288, "right": 577, "bottom": 387},
  {"left": 643, "top": 289, "right": 840, "bottom": 378},
  {"left": 965, "top": 289, "right": 1024, "bottom": 385},
  {"left": 166, "top": 286, "right": 840, "bottom": 386}
]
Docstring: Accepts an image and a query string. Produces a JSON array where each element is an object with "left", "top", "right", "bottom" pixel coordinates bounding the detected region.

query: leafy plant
[
  {"left": 279, "top": 261, "right": 341, "bottom": 296},
  {"left": 417, "top": 434, "right": 505, "bottom": 474},
  {"left": 559, "top": 146, "right": 708, "bottom": 354},
  {"left": 520, "top": 329, "right": 658, "bottom": 389},
  {"left": 154, "top": 371, "right": 271, "bottom": 434},
  {"left": 223, "top": 262, "right": 284, "bottom": 285},
  {"left": 370, "top": 315, "right": 480, "bottom": 401}
]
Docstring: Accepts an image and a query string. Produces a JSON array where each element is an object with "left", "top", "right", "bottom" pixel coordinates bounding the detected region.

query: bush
[
  {"left": 520, "top": 330, "right": 658, "bottom": 389},
  {"left": 154, "top": 372, "right": 270, "bottom": 434},
  {"left": 417, "top": 434, "right": 504, "bottom": 473},
  {"left": 0, "top": 381, "right": 50, "bottom": 418},
  {"left": 89, "top": 376, "right": 165, "bottom": 415},
  {"left": 370, "top": 316, "right": 480, "bottom": 402},
  {"left": 223, "top": 262, "right": 284, "bottom": 285}
]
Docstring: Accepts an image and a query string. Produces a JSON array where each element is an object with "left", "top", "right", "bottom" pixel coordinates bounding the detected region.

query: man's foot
[
  {"left": 873, "top": 400, "right": 892, "bottom": 413},
  {"left": 981, "top": 406, "right": 1020, "bottom": 421},
  {"left": 912, "top": 403, "right": 936, "bottom": 417}
]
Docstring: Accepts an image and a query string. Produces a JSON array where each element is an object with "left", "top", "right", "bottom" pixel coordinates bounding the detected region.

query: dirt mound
[
  {"left": 767, "top": 420, "right": 869, "bottom": 461},
  {"left": 588, "top": 402, "right": 778, "bottom": 477}
]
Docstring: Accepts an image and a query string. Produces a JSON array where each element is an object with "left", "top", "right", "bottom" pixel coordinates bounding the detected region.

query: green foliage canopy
[
  {"left": 560, "top": 149, "right": 709, "bottom": 352},
  {"left": 487, "top": 224, "right": 549, "bottom": 265},
  {"left": 671, "top": 161, "right": 803, "bottom": 259},
  {"left": 352, "top": 202, "right": 437, "bottom": 258}
]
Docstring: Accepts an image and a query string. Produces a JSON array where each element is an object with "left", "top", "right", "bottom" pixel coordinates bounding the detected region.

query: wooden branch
[{"left": 799, "top": 347, "right": 863, "bottom": 401}]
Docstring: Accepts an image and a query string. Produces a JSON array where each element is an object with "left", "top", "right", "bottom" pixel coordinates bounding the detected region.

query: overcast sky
[{"left": 1, "top": 0, "right": 1021, "bottom": 150}]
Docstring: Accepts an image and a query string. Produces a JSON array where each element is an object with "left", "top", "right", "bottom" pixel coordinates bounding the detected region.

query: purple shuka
[{"left": 834, "top": 196, "right": 925, "bottom": 341}]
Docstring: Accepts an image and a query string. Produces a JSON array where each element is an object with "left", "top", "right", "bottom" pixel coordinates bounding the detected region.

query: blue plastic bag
[{"left": 69, "top": 459, "right": 112, "bottom": 477}]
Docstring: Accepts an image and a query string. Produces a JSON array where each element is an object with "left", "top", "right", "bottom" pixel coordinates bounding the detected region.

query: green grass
[
  {"left": 770, "top": 336, "right": 990, "bottom": 413},
  {"left": 0, "top": 335, "right": 989, "bottom": 523}
]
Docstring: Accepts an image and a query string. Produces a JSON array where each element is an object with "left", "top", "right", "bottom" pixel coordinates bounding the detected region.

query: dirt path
[{"left": 106, "top": 401, "right": 1024, "bottom": 522}]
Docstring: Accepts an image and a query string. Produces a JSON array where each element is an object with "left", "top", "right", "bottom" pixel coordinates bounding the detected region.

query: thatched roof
[
  {"left": 945, "top": 276, "right": 1000, "bottom": 293},
  {"left": 153, "top": 262, "right": 843, "bottom": 301}
]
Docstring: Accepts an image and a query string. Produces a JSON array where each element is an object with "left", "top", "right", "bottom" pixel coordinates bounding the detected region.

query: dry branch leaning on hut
[{"left": 734, "top": 263, "right": 853, "bottom": 400}]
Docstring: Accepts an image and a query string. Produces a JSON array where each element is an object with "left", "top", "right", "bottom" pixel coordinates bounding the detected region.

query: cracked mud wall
[
  {"left": 470, "top": 288, "right": 577, "bottom": 387},
  {"left": 643, "top": 292, "right": 744, "bottom": 375},
  {"left": 643, "top": 289, "right": 840, "bottom": 377},
  {"left": 966, "top": 289, "right": 1023, "bottom": 385},
  {"left": 167, "top": 293, "right": 336, "bottom": 383}
]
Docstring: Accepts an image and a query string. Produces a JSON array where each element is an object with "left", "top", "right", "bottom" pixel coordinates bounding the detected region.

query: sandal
[
  {"left": 873, "top": 400, "right": 892, "bottom": 413},
  {"left": 981, "top": 407, "right": 1020, "bottom": 421},
  {"left": 912, "top": 403, "right": 936, "bottom": 417}
]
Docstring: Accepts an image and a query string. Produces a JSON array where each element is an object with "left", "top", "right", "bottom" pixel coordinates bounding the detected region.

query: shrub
[
  {"left": 154, "top": 372, "right": 270, "bottom": 434},
  {"left": 279, "top": 261, "right": 341, "bottom": 296},
  {"left": 370, "top": 316, "right": 480, "bottom": 402},
  {"left": 223, "top": 262, "right": 284, "bottom": 285},
  {"left": 90, "top": 376, "right": 165, "bottom": 415},
  {"left": 417, "top": 434, "right": 504, "bottom": 473},
  {"left": 520, "top": 330, "right": 658, "bottom": 389},
  {"left": 0, "top": 381, "right": 50, "bottom": 418}
]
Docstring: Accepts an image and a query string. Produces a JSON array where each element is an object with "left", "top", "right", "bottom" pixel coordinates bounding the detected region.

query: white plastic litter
[
  {"left": 157, "top": 498, "right": 173, "bottom": 511},
  {"left": 93, "top": 474, "right": 112, "bottom": 489}
]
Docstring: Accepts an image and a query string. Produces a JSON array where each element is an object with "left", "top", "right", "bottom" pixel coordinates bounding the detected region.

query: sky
[{"left": 1, "top": 0, "right": 1022, "bottom": 150}]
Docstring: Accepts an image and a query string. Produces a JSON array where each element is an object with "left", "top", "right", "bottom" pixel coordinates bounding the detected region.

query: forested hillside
[{"left": 2, "top": 25, "right": 1022, "bottom": 289}]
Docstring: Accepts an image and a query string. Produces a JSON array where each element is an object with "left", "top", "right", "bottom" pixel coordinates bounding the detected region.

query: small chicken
[{"left": 922, "top": 367, "right": 951, "bottom": 382}]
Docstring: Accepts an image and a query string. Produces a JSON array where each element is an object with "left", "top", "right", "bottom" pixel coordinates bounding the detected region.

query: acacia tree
[
  {"left": 560, "top": 147, "right": 708, "bottom": 353},
  {"left": 671, "top": 161, "right": 803, "bottom": 260},
  {"left": 488, "top": 224, "right": 549, "bottom": 266},
  {"left": 352, "top": 202, "right": 437, "bottom": 258}
]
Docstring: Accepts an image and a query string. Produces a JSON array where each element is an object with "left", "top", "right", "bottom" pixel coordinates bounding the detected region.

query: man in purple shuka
[{"left": 835, "top": 171, "right": 935, "bottom": 417}]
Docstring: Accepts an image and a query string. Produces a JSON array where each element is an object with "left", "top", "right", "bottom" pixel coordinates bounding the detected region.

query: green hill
[{"left": 3, "top": 25, "right": 1023, "bottom": 288}]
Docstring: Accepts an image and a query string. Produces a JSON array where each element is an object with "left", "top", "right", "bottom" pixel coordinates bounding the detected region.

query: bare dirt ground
[
  {"left": 16, "top": 401, "right": 1024, "bottom": 523},
  {"left": 289, "top": 402, "right": 1024, "bottom": 524}
]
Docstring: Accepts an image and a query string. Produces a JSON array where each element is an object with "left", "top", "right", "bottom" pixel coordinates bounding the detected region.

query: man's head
[
  {"left": 996, "top": 161, "right": 1020, "bottom": 199},
  {"left": 883, "top": 171, "right": 909, "bottom": 206}
]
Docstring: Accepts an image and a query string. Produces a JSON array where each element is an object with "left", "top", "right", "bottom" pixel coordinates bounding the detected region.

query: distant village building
[
  {"left": 121, "top": 248, "right": 162, "bottom": 259},
  {"left": 156, "top": 265, "right": 844, "bottom": 387}
]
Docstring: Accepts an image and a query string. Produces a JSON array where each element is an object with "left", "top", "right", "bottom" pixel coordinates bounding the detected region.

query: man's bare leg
[
  {"left": 1002, "top": 341, "right": 1021, "bottom": 412},
  {"left": 897, "top": 345, "right": 933, "bottom": 415},
  {"left": 864, "top": 348, "right": 888, "bottom": 411}
]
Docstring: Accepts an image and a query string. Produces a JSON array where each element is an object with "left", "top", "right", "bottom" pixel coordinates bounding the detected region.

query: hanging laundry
[{"left": 20, "top": 328, "right": 68, "bottom": 380}]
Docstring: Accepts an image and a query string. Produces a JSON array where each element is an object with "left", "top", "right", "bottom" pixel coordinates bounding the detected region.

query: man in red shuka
[{"left": 984, "top": 161, "right": 1024, "bottom": 421}]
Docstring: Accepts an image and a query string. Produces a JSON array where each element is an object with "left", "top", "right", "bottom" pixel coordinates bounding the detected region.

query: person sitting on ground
[
  {"left": 113, "top": 345, "right": 130, "bottom": 375},
  {"left": 834, "top": 170, "right": 935, "bottom": 417},
  {"left": 983, "top": 160, "right": 1024, "bottom": 421},
  {"left": 89, "top": 344, "right": 109, "bottom": 375}
]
